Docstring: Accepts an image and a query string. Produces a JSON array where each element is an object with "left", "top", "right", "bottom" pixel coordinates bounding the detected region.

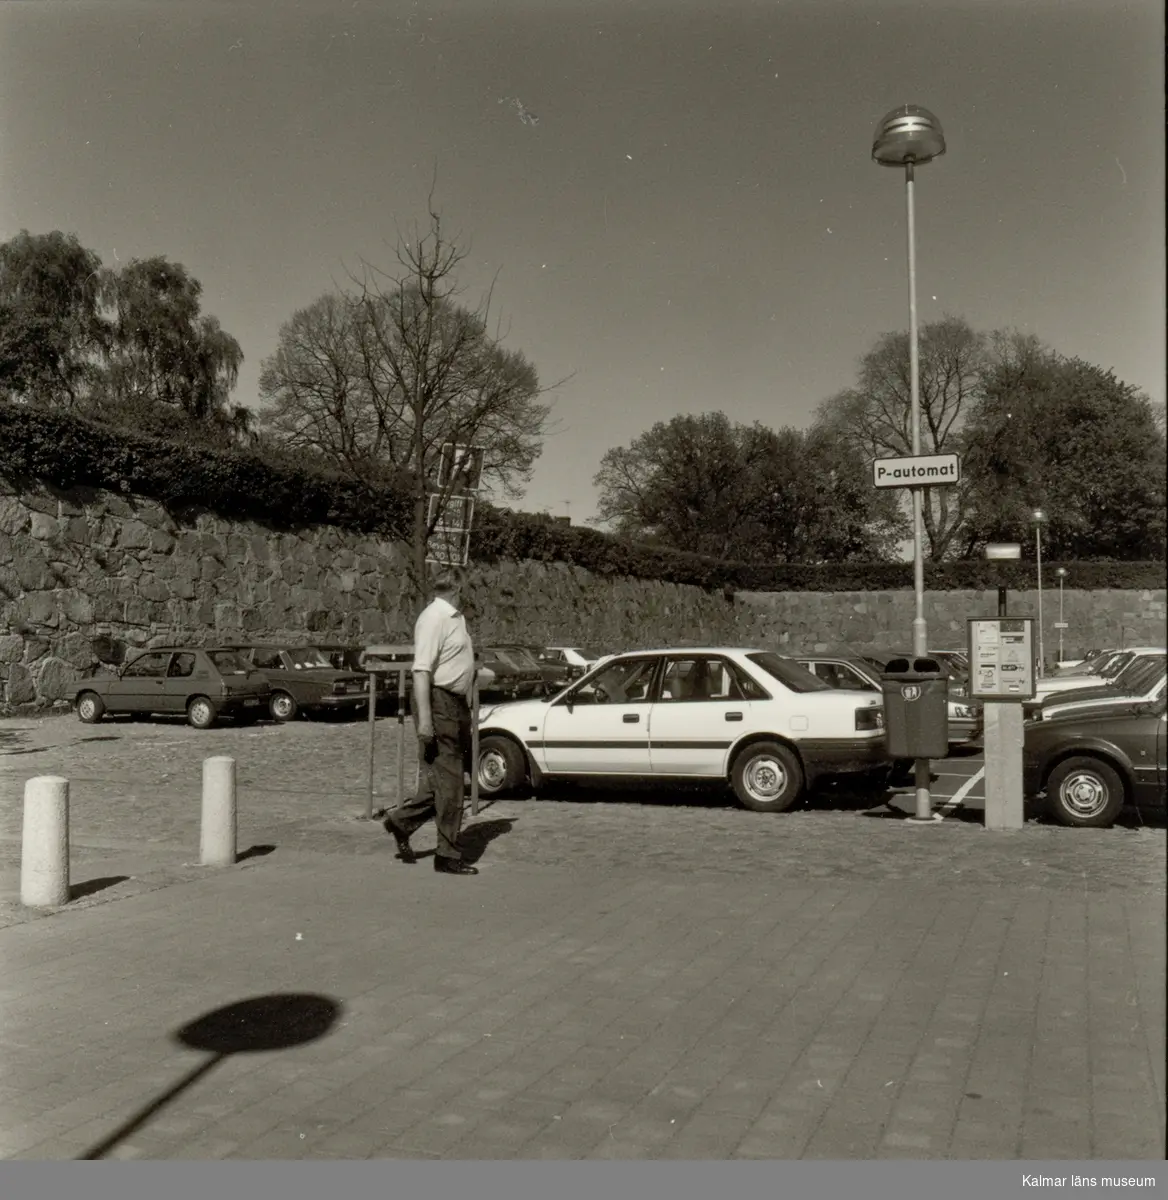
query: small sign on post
[{"left": 872, "top": 452, "right": 962, "bottom": 488}]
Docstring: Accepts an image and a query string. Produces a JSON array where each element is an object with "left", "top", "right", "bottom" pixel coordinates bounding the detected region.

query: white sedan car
[{"left": 474, "top": 647, "right": 889, "bottom": 813}]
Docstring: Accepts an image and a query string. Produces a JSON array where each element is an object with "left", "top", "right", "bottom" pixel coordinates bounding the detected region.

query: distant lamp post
[
  {"left": 985, "top": 542, "right": 1022, "bottom": 617},
  {"left": 1055, "top": 567, "right": 1067, "bottom": 665},
  {"left": 872, "top": 104, "right": 946, "bottom": 826},
  {"left": 1032, "top": 509, "right": 1047, "bottom": 676}
]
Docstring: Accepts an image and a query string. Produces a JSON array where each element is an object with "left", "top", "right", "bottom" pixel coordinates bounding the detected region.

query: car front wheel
[
  {"left": 731, "top": 741, "right": 804, "bottom": 813},
  {"left": 270, "top": 691, "right": 298, "bottom": 722},
  {"left": 77, "top": 692, "right": 105, "bottom": 724},
  {"left": 187, "top": 696, "right": 218, "bottom": 730},
  {"left": 476, "top": 735, "right": 528, "bottom": 798},
  {"left": 1044, "top": 756, "right": 1126, "bottom": 828}
]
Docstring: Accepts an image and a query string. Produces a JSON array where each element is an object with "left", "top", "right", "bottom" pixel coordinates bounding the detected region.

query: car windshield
[
  {"left": 500, "top": 647, "right": 539, "bottom": 667},
  {"left": 287, "top": 648, "right": 331, "bottom": 669},
  {"left": 1099, "top": 652, "right": 1135, "bottom": 679},
  {"left": 488, "top": 649, "right": 523, "bottom": 669},
  {"left": 207, "top": 650, "right": 250, "bottom": 675},
  {"left": 746, "top": 652, "right": 833, "bottom": 693},
  {"left": 1114, "top": 658, "right": 1166, "bottom": 692}
]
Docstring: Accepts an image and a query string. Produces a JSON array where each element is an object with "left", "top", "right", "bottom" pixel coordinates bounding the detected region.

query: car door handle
[
  {"left": 725, "top": 712, "right": 743, "bottom": 721},
  {"left": 622, "top": 713, "right": 640, "bottom": 724}
]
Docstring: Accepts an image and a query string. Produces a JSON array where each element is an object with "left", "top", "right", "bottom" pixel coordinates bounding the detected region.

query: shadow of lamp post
[{"left": 79, "top": 993, "right": 341, "bottom": 1160}]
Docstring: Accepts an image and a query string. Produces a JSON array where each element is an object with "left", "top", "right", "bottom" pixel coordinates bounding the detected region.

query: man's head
[{"left": 430, "top": 567, "right": 465, "bottom": 606}]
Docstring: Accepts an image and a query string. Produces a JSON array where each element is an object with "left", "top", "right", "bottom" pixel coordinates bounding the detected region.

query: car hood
[
  {"left": 1036, "top": 674, "right": 1108, "bottom": 694},
  {"left": 477, "top": 697, "right": 553, "bottom": 724},
  {"left": 1034, "top": 703, "right": 1154, "bottom": 732}
]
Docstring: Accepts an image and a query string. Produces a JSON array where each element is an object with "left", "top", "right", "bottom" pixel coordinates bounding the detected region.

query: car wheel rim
[
  {"left": 191, "top": 701, "right": 212, "bottom": 725},
  {"left": 479, "top": 750, "right": 508, "bottom": 791},
  {"left": 744, "top": 756, "right": 787, "bottom": 801},
  {"left": 273, "top": 696, "right": 293, "bottom": 718},
  {"left": 1059, "top": 772, "right": 1109, "bottom": 818},
  {"left": 79, "top": 698, "right": 95, "bottom": 719}
]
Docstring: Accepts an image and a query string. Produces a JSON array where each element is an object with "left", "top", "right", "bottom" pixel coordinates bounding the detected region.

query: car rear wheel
[
  {"left": 187, "top": 696, "right": 218, "bottom": 730},
  {"left": 1044, "top": 756, "right": 1126, "bottom": 828},
  {"left": 476, "top": 735, "right": 528, "bottom": 798},
  {"left": 77, "top": 692, "right": 105, "bottom": 724},
  {"left": 270, "top": 691, "right": 298, "bottom": 722},
  {"left": 731, "top": 741, "right": 803, "bottom": 813}
]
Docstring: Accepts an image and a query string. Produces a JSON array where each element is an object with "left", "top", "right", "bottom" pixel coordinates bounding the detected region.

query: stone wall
[{"left": 1, "top": 475, "right": 1165, "bottom": 710}]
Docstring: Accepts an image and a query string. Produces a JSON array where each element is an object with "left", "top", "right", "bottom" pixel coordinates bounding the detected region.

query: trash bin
[{"left": 881, "top": 657, "right": 949, "bottom": 759}]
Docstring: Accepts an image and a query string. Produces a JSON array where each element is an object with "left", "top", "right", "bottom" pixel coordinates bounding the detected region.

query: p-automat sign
[{"left": 872, "top": 453, "right": 962, "bottom": 488}]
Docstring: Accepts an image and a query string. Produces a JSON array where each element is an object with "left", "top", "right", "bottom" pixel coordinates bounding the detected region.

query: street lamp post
[
  {"left": 1032, "top": 509, "right": 1046, "bottom": 677},
  {"left": 1055, "top": 566, "right": 1067, "bottom": 665},
  {"left": 873, "top": 104, "right": 946, "bottom": 824}
]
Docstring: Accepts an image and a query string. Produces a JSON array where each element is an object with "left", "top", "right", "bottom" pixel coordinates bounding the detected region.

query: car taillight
[{"left": 855, "top": 705, "right": 883, "bottom": 731}]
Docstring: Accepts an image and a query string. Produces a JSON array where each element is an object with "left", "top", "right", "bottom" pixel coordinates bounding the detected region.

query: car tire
[
  {"left": 186, "top": 696, "right": 218, "bottom": 730},
  {"left": 1044, "top": 756, "right": 1126, "bottom": 828},
  {"left": 476, "top": 735, "right": 528, "bottom": 798},
  {"left": 270, "top": 691, "right": 298, "bottom": 722},
  {"left": 731, "top": 741, "right": 804, "bottom": 813},
  {"left": 76, "top": 692, "right": 105, "bottom": 724}
]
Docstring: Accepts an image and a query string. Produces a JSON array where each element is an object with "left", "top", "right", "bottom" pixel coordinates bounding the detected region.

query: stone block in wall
[
  {"left": 116, "top": 519, "right": 154, "bottom": 550},
  {"left": 58, "top": 631, "right": 97, "bottom": 669},
  {"left": 199, "top": 558, "right": 223, "bottom": 583},
  {"left": 57, "top": 588, "right": 95, "bottom": 625},
  {"left": 138, "top": 577, "right": 170, "bottom": 603},
  {"left": 21, "top": 592, "right": 59, "bottom": 627},
  {"left": 62, "top": 515, "right": 90, "bottom": 544},
  {"left": 22, "top": 637, "right": 50, "bottom": 663},
  {"left": 0, "top": 496, "right": 31, "bottom": 536},
  {"left": 0, "top": 564, "right": 18, "bottom": 597},
  {"left": 22, "top": 490, "right": 57, "bottom": 517},
  {"left": 14, "top": 546, "right": 52, "bottom": 591},
  {"left": 150, "top": 528, "right": 176, "bottom": 554},
  {"left": 358, "top": 609, "right": 387, "bottom": 636},
  {"left": 34, "top": 656, "right": 76, "bottom": 702},
  {"left": 100, "top": 494, "right": 134, "bottom": 518},
  {"left": 5, "top": 662, "right": 36, "bottom": 705},
  {"left": 0, "top": 634, "right": 23, "bottom": 664},
  {"left": 171, "top": 573, "right": 198, "bottom": 601},
  {"left": 214, "top": 602, "right": 243, "bottom": 631},
  {"left": 29, "top": 512, "right": 60, "bottom": 541},
  {"left": 125, "top": 597, "right": 165, "bottom": 626}
]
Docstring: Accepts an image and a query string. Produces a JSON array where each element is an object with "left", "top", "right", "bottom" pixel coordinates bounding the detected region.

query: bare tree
[
  {"left": 259, "top": 206, "right": 553, "bottom": 594},
  {"left": 814, "top": 315, "right": 988, "bottom": 560}
]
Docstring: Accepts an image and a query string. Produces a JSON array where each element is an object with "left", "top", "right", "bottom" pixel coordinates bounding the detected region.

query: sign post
[
  {"left": 969, "top": 616, "right": 1036, "bottom": 831},
  {"left": 872, "top": 450, "right": 962, "bottom": 823}
]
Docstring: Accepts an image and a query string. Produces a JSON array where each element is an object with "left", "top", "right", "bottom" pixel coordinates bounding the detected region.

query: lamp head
[
  {"left": 872, "top": 105, "right": 946, "bottom": 167},
  {"left": 985, "top": 543, "right": 1022, "bottom": 561}
]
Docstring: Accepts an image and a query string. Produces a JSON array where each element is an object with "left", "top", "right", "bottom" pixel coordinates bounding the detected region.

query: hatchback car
[
  {"left": 496, "top": 644, "right": 578, "bottom": 691},
  {"left": 1023, "top": 698, "right": 1166, "bottom": 827},
  {"left": 801, "top": 653, "right": 981, "bottom": 746},
  {"left": 479, "top": 646, "right": 551, "bottom": 703},
  {"left": 474, "top": 647, "right": 888, "bottom": 813},
  {"left": 226, "top": 644, "right": 370, "bottom": 721},
  {"left": 74, "top": 647, "right": 271, "bottom": 728}
]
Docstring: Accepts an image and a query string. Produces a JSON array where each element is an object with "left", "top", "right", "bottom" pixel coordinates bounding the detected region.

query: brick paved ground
[{"left": 1, "top": 711, "right": 1164, "bottom": 1160}]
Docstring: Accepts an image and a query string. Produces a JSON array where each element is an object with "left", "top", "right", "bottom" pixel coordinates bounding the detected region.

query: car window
[
  {"left": 822, "top": 662, "right": 878, "bottom": 691},
  {"left": 726, "top": 661, "right": 770, "bottom": 700},
  {"left": 208, "top": 650, "right": 250, "bottom": 675},
  {"left": 659, "top": 657, "right": 745, "bottom": 702},
  {"left": 1113, "top": 658, "right": 1163, "bottom": 691},
  {"left": 576, "top": 648, "right": 604, "bottom": 661},
  {"left": 168, "top": 653, "right": 197, "bottom": 679},
  {"left": 543, "top": 649, "right": 566, "bottom": 664},
  {"left": 287, "top": 648, "right": 330, "bottom": 669},
  {"left": 252, "top": 649, "right": 283, "bottom": 670},
  {"left": 746, "top": 652, "right": 833, "bottom": 693},
  {"left": 122, "top": 652, "right": 171, "bottom": 678},
  {"left": 567, "top": 657, "right": 657, "bottom": 704}
]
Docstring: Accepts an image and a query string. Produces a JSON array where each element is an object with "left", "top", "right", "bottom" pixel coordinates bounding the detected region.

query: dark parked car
[
  {"left": 1023, "top": 698, "right": 1166, "bottom": 827},
  {"left": 491, "top": 644, "right": 568, "bottom": 693},
  {"left": 479, "top": 646, "right": 550, "bottom": 703},
  {"left": 74, "top": 647, "right": 271, "bottom": 729},
  {"left": 226, "top": 644, "right": 370, "bottom": 722}
]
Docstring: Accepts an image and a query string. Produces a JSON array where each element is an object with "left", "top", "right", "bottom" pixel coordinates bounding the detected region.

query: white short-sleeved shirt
[{"left": 412, "top": 596, "right": 475, "bottom": 697}]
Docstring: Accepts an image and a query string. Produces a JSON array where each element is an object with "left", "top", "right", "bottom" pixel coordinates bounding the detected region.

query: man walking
[{"left": 383, "top": 569, "right": 480, "bottom": 875}]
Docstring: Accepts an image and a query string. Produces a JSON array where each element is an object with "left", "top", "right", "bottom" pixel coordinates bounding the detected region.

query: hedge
[{"left": 1, "top": 402, "right": 1164, "bottom": 592}]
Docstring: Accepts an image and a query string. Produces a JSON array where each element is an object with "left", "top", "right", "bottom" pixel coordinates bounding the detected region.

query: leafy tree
[
  {"left": 0, "top": 230, "right": 108, "bottom": 407},
  {"left": 593, "top": 412, "right": 900, "bottom": 563},
  {"left": 96, "top": 256, "right": 247, "bottom": 439},
  {"left": 258, "top": 207, "right": 553, "bottom": 591},
  {"left": 814, "top": 315, "right": 988, "bottom": 560},
  {"left": 959, "top": 356, "right": 1166, "bottom": 560}
]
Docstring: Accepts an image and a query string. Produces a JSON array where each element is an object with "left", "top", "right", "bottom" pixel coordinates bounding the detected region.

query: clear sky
[{"left": 2, "top": 0, "right": 1163, "bottom": 525}]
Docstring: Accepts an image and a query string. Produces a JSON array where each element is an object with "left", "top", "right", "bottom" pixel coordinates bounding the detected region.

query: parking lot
[{"left": 2, "top": 709, "right": 1164, "bottom": 927}]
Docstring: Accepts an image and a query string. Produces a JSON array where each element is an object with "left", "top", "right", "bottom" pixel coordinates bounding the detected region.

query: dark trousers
[{"left": 389, "top": 687, "right": 471, "bottom": 862}]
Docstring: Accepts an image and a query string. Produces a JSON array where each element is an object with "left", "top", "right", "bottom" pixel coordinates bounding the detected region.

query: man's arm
[{"left": 413, "top": 669, "right": 434, "bottom": 740}]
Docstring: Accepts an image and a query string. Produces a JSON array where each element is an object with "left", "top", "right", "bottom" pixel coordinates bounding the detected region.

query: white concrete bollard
[
  {"left": 201, "top": 756, "right": 237, "bottom": 867},
  {"left": 21, "top": 776, "right": 71, "bottom": 907}
]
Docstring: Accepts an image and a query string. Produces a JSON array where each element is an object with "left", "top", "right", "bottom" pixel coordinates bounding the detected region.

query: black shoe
[
  {"left": 383, "top": 816, "right": 416, "bottom": 863},
  {"left": 434, "top": 857, "right": 478, "bottom": 876}
]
